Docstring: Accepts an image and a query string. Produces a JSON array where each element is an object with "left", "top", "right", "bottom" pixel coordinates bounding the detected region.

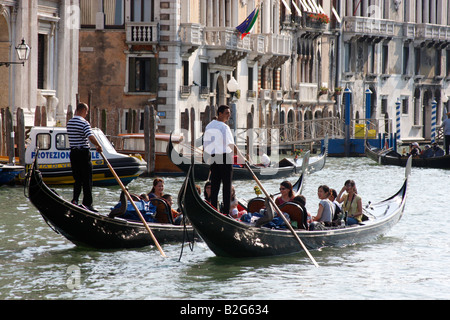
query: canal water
[{"left": 0, "top": 157, "right": 449, "bottom": 300}]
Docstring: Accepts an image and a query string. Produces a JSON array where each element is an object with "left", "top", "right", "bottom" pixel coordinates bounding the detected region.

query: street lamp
[
  {"left": 227, "top": 76, "right": 239, "bottom": 136},
  {"left": 0, "top": 39, "right": 31, "bottom": 67}
]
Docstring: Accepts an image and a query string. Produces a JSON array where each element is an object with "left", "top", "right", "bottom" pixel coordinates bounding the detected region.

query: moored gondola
[
  {"left": 365, "top": 140, "right": 450, "bottom": 169},
  {"left": 168, "top": 134, "right": 326, "bottom": 181},
  {"left": 180, "top": 157, "right": 411, "bottom": 258},
  {"left": 25, "top": 156, "right": 197, "bottom": 249}
]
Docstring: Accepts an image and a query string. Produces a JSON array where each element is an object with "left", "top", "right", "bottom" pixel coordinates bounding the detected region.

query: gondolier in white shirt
[
  {"left": 67, "top": 103, "right": 103, "bottom": 212},
  {"left": 203, "top": 105, "right": 244, "bottom": 215}
]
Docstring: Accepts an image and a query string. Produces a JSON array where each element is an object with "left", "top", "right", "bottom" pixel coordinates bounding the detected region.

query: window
[
  {"left": 446, "top": 50, "right": 450, "bottom": 77},
  {"left": 56, "top": 134, "right": 70, "bottom": 149},
  {"left": 183, "top": 61, "right": 189, "bottom": 86},
  {"left": 36, "top": 134, "right": 51, "bottom": 150},
  {"left": 80, "top": 0, "right": 124, "bottom": 27},
  {"left": 344, "top": 42, "right": 351, "bottom": 72},
  {"left": 402, "top": 98, "right": 409, "bottom": 114},
  {"left": 436, "top": 49, "right": 442, "bottom": 77},
  {"left": 415, "top": 47, "right": 421, "bottom": 75},
  {"left": 131, "top": 0, "right": 154, "bottom": 22},
  {"left": 381, "top": 98, "right": 388, "bottom": 114},
  {"left": 403, "top": 45, "right": 409, "bottom": 75},
  {"left": 37, "top": 34, "right": 46, "bottom": 89},
  {"left": 128, "top": 57, "right": 157, "bottom": 92},
  {"left": 201, "top": 63, "right": 208, "bottom": 87},
  {"left": 381, "top": 44, "right": 388, "bottom": 74},
  {"left": 248, "top": 67, "right": 254, "bottom": 91}
]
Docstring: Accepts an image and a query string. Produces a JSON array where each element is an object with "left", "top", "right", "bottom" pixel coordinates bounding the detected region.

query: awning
[
  {"left": 332, "top": 6, "right": 342, "bottom": 24},
  {"left": 281, "top": 0, "right": 292, "bottom": 14},
  {"left": 306, "top": 0, "right": 319, "bottom": 13},
  {"left": 299, "top": 0, "right": 311, "bottom": 12},
  {"left": 293, "top": 1, "right": 302, "bottom": 16}
]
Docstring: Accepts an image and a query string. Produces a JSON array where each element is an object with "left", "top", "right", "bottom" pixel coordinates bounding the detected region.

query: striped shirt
[{"left": 67, "top": 116, "right": 93, "bottom": 148}]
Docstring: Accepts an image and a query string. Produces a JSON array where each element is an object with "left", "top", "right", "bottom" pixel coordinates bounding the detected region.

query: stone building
[{"left": 0, "top": 0, "right": 79, "bottom": 127}]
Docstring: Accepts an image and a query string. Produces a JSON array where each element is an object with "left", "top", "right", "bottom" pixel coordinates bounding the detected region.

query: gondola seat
[
  {"left": 151, "top": 198, "right": 174, "bottom": 224},
  {"left": 247, "top": 197, "right": 265, "bottom": 214},
  {"left": 279, "top": 202, "right": 307, "bottom": 229}
]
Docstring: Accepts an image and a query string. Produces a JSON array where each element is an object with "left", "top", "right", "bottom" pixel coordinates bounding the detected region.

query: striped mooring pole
[
  {"left": 431, "top": 99, "right": 437, "bottom": 144},
  {"left": 396, "top": 98, "right": 401, "bottom": 141}
]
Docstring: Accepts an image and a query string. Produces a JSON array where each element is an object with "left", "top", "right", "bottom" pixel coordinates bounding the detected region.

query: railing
[{"left": 126, "top": 22, "right": 159, "bottom": 44}]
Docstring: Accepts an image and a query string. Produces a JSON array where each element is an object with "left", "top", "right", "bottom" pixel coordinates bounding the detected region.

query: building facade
[
  {"left": 4, "top": 0, "right": 449, "bottom": 150},
  {"left": 0, "top": 0, "right": 79, "bottom": 127}
]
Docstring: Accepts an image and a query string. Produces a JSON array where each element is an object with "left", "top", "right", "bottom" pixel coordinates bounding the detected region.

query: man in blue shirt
[{"left": 442, "top": 112, "right": 450, "bottom": 155}]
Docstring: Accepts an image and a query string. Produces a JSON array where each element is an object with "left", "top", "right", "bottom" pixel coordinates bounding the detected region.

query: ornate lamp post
[
  {"left": 0, "top": 38, "right": 31, "bottom": 67},
  {"left": 227, "top": 76, "right": 239, "bottom": 137}
]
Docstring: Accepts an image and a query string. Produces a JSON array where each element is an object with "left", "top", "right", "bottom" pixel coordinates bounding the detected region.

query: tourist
[
  {"left": 275, "top": 180, "right": 294, "bottom": 206},
  {"left": 309, "top": 185, "right": 334, "bottom": 230},
  {"left": 408, "top": 142, "right": 421, "bottom": 157},
  {"left": 203, "top": 181, "right": 211, "bottom": 202},
  {"left": 148, "top": 178, "right": 164, "bottom": 199},
  {"left": 329, "top": 188, "right": 342, "bottom": 221},
  {"left": 257, "top": 148, "right": 271, "bottom": 167},
  {"left": 337, "top": 180, "right": 363, "bottom": 226}
]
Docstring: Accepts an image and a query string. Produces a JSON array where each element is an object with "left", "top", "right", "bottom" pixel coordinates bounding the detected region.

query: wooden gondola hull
[
  {"left": 181, "top": 164, "right": 408, "bottom": 258},
  {"left": 365, "top": 142, "right": 450, "bottom": 169},
  {"left": 26, "top": 164, "right": 196, "bottom": 249}
]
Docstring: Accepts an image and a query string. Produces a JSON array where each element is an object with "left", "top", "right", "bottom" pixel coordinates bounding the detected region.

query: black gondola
[
  {"left": 168, "top": 135, "right": 326, "bottom": 181},
  {"left": 179, "top": 157, "right": 411, "bottom": 258},
  {"left": 365, "top": 141, "right": 450, "bottom": 169},
  {"left": 25, "top": 156, "right": 196, "bottom": 249}
]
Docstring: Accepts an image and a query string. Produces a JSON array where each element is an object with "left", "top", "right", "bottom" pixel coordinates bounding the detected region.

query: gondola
[
  {"left": 168, "top": 135, "right": 326, "bottom": 181},
  {"left": 365, "top": 140, "right": 450, "bottom": 169},
  {"left": 25, "top": 155, "right": 196, "bottom": 249},
  {"left": 179, "top": 157, "right": 410, "bottom": 258},
  {"left": 0, "top": 164, "right": 24, "bottom": 186}
]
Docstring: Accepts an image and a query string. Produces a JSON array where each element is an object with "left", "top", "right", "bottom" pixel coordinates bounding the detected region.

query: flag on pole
[{"left": 236, "top": 6, "right": 260, "bottom": 39}]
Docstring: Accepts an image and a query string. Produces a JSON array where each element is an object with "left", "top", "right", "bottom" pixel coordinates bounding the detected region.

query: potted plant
[
  {"left": 308, "top": 13, "right": 330, "bottom": 24},
  {"left": 334, "top": 86, "right": 343, "bottom": 95},
  {"left": 319, "top": 86, "right": 328, "bottom": 95}
]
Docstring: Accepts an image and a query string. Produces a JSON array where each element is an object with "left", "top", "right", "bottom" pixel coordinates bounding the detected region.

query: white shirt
[
  {"left": 260, "top": 153, "right": 270, "bottom": 167},
  {"left": 203, "top": 120, "right": 234, "bottom": 155}
]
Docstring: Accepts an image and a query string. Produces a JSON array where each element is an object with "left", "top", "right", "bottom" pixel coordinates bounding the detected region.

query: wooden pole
[{"left": 100, "top": 151, "right": 167, "bottom": 257}]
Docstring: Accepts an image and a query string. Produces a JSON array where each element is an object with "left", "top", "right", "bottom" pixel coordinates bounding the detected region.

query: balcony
[
  {"left": 248, "top": 34, "right": 265, "bottom": 61},
  {"left": 260, "top": 33, "right": 291, "bottom": 68},
  {"left": 295, "top": 83, "right": 318, "bottom": 104},
  {"left": 179, "top": 23, "right": 203, "bottom": 55},
  {"left": 126, "top": 22, "right": 159, "bottom": 44},
  {"left": 343, "top": 16, "right": 395, "bottom": 42},
  {"left": 204, "top": 27, "right": 250, "bottom": 66},
  {"left": 415, "top": 24, "right": 450, "bottom": 47}
]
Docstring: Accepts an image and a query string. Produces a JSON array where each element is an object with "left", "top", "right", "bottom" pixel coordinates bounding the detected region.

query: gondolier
[
  {"left": 67, "top": 102, "right": 103, "bottom": 212},
  {"left": 442, "top": 111, "right": 450, "bottom": 155},
  {"left": 203, "top": 105, "right": 243, "bottom": 215}
]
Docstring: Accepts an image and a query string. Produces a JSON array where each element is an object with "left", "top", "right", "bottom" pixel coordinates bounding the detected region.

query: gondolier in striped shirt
[{"left": 67, "top": 102, "right": 103, "bottom": 212}]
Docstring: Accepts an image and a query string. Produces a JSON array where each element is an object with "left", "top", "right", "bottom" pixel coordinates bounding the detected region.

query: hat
[{"left": 412, "top": 142, "right": 419, "bottom": 147}]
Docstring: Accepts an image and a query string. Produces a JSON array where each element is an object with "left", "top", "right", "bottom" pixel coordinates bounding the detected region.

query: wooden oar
[
  {"left": 100, "top": 152, "right": 167, "bottom": 257},
  {"left": 237, "top": 150, "right": 319, "bottom": 267}
]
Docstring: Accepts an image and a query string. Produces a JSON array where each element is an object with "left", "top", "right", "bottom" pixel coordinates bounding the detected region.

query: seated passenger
[
  {"left": 162, "top": 194, "right": 181, "bottom": 222},
  {"left": 229, "top": 186, "right": 247, "bottom": 218},
  {"left": 421, "top": 145, "right": 433, "bottom": 158},
  {"left": 337, "top": 180, "right": 363, "bottom": 226},
  {"left": 148, "top": 178, "right": 164, "bottom": 199},
  {"left": 275, "top": 181, "right": 294, "bottom": 206},
  {"left": 256, "top": 149, "right": 271, "bottom": 167},
  {"left": 203, "top": 181, "right": 212, "bottom": 203},
  {"left": 432, "top": 142, "right": 444, "bottom": 157},
  {"left": 309, "top": 185, "right": 334, "bottom": 230},
  {"left": 408, "top": 142, "right": 421, "bottom": 157},
  {"left": 328, "top": 188, "right": 342, "bottom": 221}
]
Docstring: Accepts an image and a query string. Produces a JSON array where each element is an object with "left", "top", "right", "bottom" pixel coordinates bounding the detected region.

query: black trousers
[
  {"left": 70, "top": 148, "right": 93, "bottom": 206},
  {"left": 209, "top": 153, "right": 233, "bottom": 215},
  {"left": 445, "top": 135, "right": 450, "bottom": 155}
]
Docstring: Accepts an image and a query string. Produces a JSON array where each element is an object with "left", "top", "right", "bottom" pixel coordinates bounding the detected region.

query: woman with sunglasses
[
  {"left": 337, "top": 180, "right": 362, "bottom": 225},
  {"left": 275, "top": 181, "right": 294, "bottom": 207}
]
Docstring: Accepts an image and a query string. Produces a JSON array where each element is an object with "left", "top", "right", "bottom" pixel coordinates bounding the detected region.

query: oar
[
  {"left": 237, "top": 150, "right": 319, "bottom": 267},
  {"left": 100, "top": 152, "right": 167, "bottom": 257}
]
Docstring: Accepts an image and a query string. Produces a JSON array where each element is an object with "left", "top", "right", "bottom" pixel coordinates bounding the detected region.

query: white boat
[{"left": 24, "top": 126, "right": 146, "bottom": 186}]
